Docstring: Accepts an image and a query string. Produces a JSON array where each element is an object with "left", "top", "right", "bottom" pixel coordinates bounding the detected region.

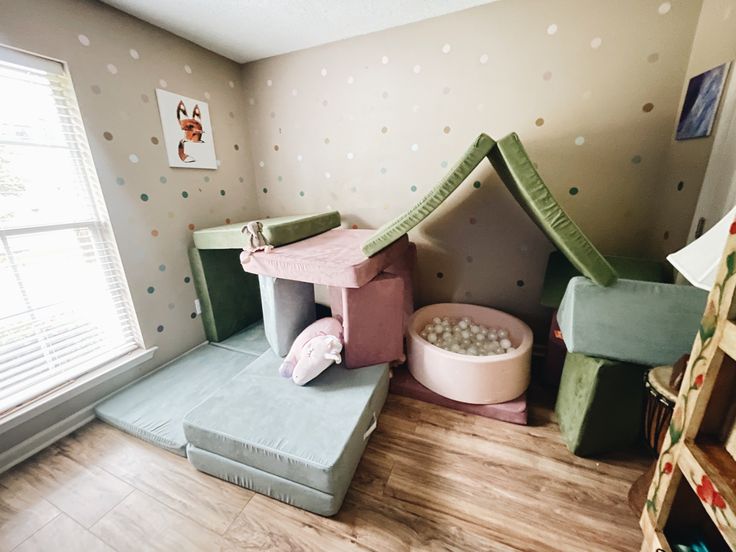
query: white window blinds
[{"left": 0, "top": 46, "right": 143, "bottom": 415}]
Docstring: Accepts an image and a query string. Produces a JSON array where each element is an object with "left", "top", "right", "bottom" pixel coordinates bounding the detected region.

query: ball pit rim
[{"left": 408, "top": 303, "right": 533, "bottom": 363}]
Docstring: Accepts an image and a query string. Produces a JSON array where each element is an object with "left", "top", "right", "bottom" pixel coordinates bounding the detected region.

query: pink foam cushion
[
  {"left": 242, "top": 229, "right": 410, "bottom": 288},
  {"left": 390, "top": 368, "right": 527, "bottom": 425},
  {"left": 330, "top": 273, "right": 404, "bottom": 369}
]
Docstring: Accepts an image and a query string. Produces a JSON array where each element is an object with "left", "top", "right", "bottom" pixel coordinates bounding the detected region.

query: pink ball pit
[{"left": 407, "top": 303, "right": 532, "bottom": 405}]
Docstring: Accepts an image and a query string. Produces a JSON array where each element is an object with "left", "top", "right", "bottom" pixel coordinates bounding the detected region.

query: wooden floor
[{"left": 0, "top": 391, "right": 650, "bottom": 551}]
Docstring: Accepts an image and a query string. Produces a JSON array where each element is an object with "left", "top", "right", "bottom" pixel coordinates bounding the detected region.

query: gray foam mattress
[
  {"left": 209, "top": 320, "right": 271, "bottom": 356},
  {"left": 96, "top": 344, "right": 257, "bottom": 455},
  {"left": 183, "top": 349, "right": 389, "bottom": 497}
]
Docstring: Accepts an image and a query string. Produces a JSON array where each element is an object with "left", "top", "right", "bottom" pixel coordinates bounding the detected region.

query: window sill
[{"left": 0, "top": 346, "right": 157, "bottom": 433}]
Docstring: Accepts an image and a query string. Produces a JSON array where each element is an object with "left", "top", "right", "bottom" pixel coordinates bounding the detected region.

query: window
[{"left": 0, "top": 46, "right": 143, "bottom": 415}]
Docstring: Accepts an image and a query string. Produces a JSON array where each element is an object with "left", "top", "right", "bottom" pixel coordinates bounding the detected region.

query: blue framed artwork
[{"left": 676, "top": 62, "right": 731, "bottom": 140}]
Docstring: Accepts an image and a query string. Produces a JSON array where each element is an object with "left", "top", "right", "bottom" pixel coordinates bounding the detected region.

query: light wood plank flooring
[{"left": 0, "top": 391, "right": 650, "bottom": 551}]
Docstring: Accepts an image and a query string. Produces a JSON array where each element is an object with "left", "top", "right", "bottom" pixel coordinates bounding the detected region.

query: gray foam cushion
[
  {"left": 258, "top": 275, "right": 316, "bottom": 356},
  {"left": 183, "top": 349, "right": 389, "bottom": 495},
  {"left": 557, "top": 277, "right": 707, "bottom": 366},
  {"left": 187, "top": 445, "right": 343, "bottom": 516},
  {"left": 210, "top": 321, "right": 270, "bottom": 356},
  {"left": 95, "top": 345, "right": 256, "bottom": 456}
]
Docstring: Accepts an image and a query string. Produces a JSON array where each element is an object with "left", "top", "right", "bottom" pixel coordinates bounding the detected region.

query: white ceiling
[{"left": 100, "top": 0, "right": 497, "bottom": 63}]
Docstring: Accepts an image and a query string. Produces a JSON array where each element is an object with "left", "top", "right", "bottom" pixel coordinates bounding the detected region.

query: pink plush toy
[
  {"left": 280, "top": 317, "right": 344, "bottom": 383},
  {"left": 291, "top": 335, "right": 343, "bottom": 386}
]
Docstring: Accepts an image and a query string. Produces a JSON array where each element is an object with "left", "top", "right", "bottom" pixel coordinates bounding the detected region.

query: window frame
[{"left": 0, "top": 43, "right": 151, "bottom": 422}]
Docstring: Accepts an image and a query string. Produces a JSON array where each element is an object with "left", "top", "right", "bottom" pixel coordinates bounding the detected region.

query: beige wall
[
  {"left": 0, "top": 0, "right": 720, "bottom": 351},
  {"left": 0, "top": 0, "right": 258, "bottom": 364},
  {"left": 241, "top": 0, "right": 702, "bottom": 331},
  {"left": 649, "top": 0, "right": 736, "bottom": 257}
]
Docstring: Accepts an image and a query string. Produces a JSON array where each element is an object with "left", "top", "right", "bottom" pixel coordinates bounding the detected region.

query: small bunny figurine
[{"left": 239, "top": 220, "right": 273, "bottom": 264}]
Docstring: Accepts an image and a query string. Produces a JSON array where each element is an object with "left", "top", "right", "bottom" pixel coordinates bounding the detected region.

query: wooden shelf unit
[{"left": 641, "top": 226, "right": 736, "bottom": 552}]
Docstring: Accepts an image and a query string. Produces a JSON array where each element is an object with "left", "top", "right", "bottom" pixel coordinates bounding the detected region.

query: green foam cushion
[
  {"left": 541, "top": 251, "right": 670, "bottom": 308},
  {"left": 557, "top": 277, "right": 707, "bottom": 366},
  {"left": 188, "top": 248, "right": 262, "bottom": 342},
  {"left": 488, "top": 133, "right": 618, "bottom": 287},
  {"left": 555, "top": 352, "right": 648, "bottom": 456},
  {"left": 193, "top": 211, "right": 341, "bottom": 250},
  {"left": 361, "top": 134, "right": 496, "bottom": 257}
]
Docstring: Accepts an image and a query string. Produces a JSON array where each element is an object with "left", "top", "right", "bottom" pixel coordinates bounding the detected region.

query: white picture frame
[{"left": 155, "top": 88, "right": 217, "bottom": 169}]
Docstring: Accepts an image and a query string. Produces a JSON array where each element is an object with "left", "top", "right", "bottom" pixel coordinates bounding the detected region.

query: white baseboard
[{"left": 0, "top": 407, "right": 95, "bottom": 474}]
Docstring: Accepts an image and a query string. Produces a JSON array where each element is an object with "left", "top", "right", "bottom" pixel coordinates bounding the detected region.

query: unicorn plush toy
[{"left": 280, "top": 317, "right": 344, "bottom": 386}]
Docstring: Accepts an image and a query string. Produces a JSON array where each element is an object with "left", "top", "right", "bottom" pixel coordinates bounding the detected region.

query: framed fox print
[{"left": 155, "top": 89, "right": 217, "bottom": 169}]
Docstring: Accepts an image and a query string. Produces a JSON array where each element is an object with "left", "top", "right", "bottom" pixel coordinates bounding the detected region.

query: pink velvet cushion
[{"left": 242, "top": 228, "right": 410, "bottom": 288}]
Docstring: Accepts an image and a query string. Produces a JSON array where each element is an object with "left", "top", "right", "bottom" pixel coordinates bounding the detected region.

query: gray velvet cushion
[
  {"left": 183, "top": 350, "right": 389, "bottom": 495},
  {"left": 187, "top": 445, "right": 343, "bottom": 516},
  {"left": 557, "top": 277, "right": 708, "bottom": 366},
  {"left": 96, "top": 345, "right": 256, "bottom": 455},
  {"left": 258, "top": 275, "right": 316, "bottom": 357},
  {"left": 210, "top": 321, "right": 270, "bottom": 356}
]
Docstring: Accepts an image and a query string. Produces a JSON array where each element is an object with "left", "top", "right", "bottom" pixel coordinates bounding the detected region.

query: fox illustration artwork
[{"left": 176, "top": 100, "right": 204, "bottom": 163}]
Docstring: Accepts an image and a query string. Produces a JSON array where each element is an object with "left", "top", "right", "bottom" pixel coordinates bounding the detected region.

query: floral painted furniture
[{"left": 640, "top": 218, "right": 736, "bottom": 550}]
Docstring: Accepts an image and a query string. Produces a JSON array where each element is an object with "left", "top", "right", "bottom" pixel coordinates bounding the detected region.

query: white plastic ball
[
  {"left": 427, "top": 333, "right": 438, "bottom": 343},
  {"left": 500, "top": 338, "right": 512, "bottom": 349},
  {"left": 498, "top": 329, "right": 509, "bottom": 339}
]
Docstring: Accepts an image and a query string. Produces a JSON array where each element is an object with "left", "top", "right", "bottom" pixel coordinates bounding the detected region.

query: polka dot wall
[
  {"left": 3, "top": 0, "right": 260, "bottom": 366},
  {"left": 241, "top": 0, "right": 704, "bottom": 333}
]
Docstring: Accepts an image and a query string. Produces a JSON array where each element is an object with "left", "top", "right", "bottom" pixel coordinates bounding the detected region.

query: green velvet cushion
[
  {"left": 488, "top": 133, "right": 617, "bottom": 287},
  {"left": 193, "top": 211, "right": 341, "bottom": 250},
  {"left": 541, "top": 251, "right": 670, "bottom": 308},
  {"left": 361, "top": 134, "right": 496, "bottom": 257},
  {"left": 555, "top": 352, "right": 647, "bottom": 456},
  {"left": 188, "top": 248, "right": 262, "bottom": 342},
  {"left": 557, "top": 277, "right": 707, "bottom": 366}
]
